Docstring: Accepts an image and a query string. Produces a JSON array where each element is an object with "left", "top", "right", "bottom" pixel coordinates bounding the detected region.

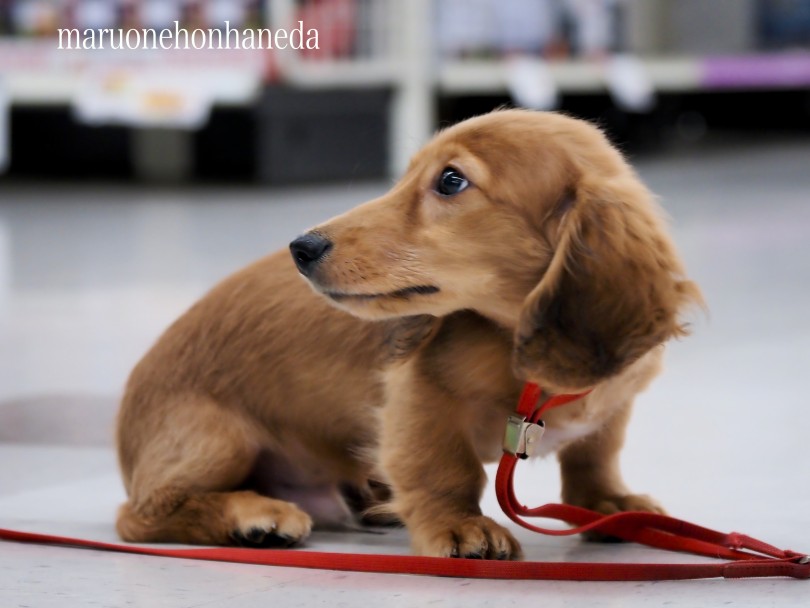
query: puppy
[{"left": 116, "top": 109, "right": 700, "bottom": 559}]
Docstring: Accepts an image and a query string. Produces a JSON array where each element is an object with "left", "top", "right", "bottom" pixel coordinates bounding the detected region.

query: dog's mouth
[{"left": 324, "top": 285, "right": 440, "bottom": 302}]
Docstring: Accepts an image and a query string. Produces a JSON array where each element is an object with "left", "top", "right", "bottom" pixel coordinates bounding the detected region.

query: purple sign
[{"left": 702, "top": 53, "right": 810, "bottom": 88}]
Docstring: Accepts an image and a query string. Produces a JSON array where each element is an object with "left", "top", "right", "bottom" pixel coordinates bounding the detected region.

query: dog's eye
[{"left": 435, "top": 168, "right": 469, "bottom": 196}]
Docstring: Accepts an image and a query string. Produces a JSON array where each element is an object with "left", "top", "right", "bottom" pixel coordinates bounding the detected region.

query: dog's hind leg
[
  {"left": 116, "top": 394, "right": 313, "bottom": 546},
  {"left": 117, "top": 489, "right": 313, "bottom": 547}
]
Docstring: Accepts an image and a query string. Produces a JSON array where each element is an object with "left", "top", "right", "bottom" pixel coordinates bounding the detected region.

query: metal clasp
[{"left": 503, "top": 415, "right": 545, "bottom": 459}]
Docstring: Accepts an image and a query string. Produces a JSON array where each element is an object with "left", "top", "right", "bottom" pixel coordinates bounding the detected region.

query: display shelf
[
  {"left": 2, "top": 0, "right": 810, "bottom": 179},
  {"left": 438, "top": 53, "right": 810, "bottom": 96},
  {"left": 0, "top": 39, "right": 264, "bottom": 107},
  {"left": 7, "top": 47, "right": 809, "bottom": 106},
  {"left": 274, "top": 58, "right": 402, "bottom": 88},
  {"left": 2, "top": 35, "right": 810, "bottom": 177},
  {"left": 438, "top": 57, "right": 699, "bottom": 95}
]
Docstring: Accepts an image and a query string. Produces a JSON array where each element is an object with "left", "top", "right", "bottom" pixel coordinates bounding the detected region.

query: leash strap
[
  {"left": 495, "top": 382, "right": 810, "bottom": 580},
  {"left": 1, "top": 527, "right": 807, "bottom": 581},
  {"left": 1, "top": 382, "right": 807, "bottom": 581}
]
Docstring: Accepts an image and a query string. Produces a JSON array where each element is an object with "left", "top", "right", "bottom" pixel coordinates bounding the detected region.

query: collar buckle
[{"left": 503, "top": 415, "right": 545, "bottom": 459}]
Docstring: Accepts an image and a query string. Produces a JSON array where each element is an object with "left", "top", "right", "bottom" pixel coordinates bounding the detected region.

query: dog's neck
[{"left": 472, "top": 296, "right": 523, "bottom": 333}]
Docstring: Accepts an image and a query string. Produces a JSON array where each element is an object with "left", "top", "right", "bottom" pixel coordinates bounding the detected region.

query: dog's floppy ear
[{"left": 514, "top": 175, "right": 702, "bottom": 392}]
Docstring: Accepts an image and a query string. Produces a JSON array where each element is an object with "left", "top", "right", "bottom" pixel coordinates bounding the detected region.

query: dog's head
[{"left": 291, "top": 109, "right": 701, "bottom": 391}]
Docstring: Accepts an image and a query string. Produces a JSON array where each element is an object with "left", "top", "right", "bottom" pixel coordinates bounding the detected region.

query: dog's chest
[
  {"left": 472, "top": 409, "right": 601, "bottom": 462},
  {"left": 533, "top": 419, "right": 602, "bottom": 457}
]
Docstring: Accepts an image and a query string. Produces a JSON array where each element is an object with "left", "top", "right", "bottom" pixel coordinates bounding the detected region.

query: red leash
[
  {"left": 494, "top": 382, "right": 809, "bottom": 580},
  {"left": 3, "top": 526, "right": 806, "bottom": 580},
  {"left": 1, "top": 382, "right": 808, "bottom": 580}
]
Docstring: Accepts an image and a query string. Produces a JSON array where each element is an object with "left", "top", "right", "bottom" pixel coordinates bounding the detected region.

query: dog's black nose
[{"left": 289, "top": 233, "right": 332, "bottom": 276}]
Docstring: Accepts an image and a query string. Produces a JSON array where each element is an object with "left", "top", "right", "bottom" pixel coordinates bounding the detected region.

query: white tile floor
[{"left": 1, "top": 137, "right": 810, "bottom": 606}]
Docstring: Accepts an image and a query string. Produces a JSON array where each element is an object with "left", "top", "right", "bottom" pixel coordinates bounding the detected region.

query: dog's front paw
[
  {"left": 590, "top": 493, "right": 666, "bottom": 516},
  {"left": 575, "top": 493, "right": 665, "bottom": 543},
  {"left": 411, "top": 515, "right": 522, "bottom": 560}
]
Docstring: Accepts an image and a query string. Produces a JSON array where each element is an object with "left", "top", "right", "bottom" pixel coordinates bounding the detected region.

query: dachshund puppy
[{"left": 116, "top": 109, "right": 700, "bottom": 559}]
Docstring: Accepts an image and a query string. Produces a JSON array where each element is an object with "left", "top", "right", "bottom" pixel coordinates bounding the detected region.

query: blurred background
[
  {"left": 1, "top": 2, "right": 809, "bottom": 604},
  {"left": 1, "top": 0, "right": 810, "bottom": 183}
]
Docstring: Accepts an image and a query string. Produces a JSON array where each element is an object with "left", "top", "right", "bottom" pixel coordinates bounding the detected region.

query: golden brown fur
[{"left": 116, "top": 109, "right": 700, "bottom": 558}]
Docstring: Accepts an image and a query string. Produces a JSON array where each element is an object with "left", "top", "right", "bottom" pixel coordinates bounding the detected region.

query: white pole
[{"left": 389, "top": 0, "right": 434, "bottom": 177}]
